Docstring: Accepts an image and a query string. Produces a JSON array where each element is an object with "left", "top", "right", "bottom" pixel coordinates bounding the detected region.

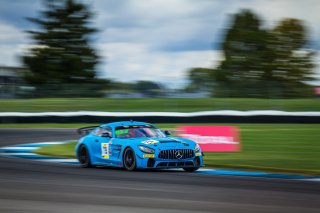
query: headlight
[
  {"left": 138, "top": 145, "right": 155, "bottom": 154},
  {"left": 194, "top": 144, "right": 201, "bottom": 152}
]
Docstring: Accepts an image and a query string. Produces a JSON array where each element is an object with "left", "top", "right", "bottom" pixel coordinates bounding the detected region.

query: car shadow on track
[{"left": 91, "top": 166, "right": 186, "bottom": 173}]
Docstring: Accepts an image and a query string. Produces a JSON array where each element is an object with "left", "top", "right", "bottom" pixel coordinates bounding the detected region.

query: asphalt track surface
[{"left": 0, "top": 129, "right": 320, "bottom": 213}]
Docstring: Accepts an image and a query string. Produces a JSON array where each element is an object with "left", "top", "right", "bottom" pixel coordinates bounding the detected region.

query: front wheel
[
  {"left": 123, "top": 148, "right": 136, "bottom": 171},
  {"left": 183, "top": 167, "right": 199, "bottom": 172},
  {"left": 78, "top": 145, "right": 92, "bottom": 168}
]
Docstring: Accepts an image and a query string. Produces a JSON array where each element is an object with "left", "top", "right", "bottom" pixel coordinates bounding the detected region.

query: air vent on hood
[
  {"left": 159, "top": 140, "right": 180, "bottom": 143},
  {"left": 159, "top": 139, "right": 189, "bottom": 146}
]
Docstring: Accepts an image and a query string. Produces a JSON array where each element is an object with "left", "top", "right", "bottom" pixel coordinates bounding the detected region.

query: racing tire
[
  {"left": 123, "top": 147, "right": 136, "bottom": 171},
  {"left": 183, "top": 157, "right": 200, "bottom": 172},
  {"left": 183, "top": 167, "right": 199, "bottom": 172},
  {"left": 78, "top": 145, "right": 92, "bottom": 168}
]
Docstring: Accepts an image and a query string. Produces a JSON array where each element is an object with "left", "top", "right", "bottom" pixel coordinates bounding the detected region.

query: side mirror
[
  {"left": 101, "top": 132, "right": 111, "bottom": 138},
  {"left": 164, "top": 130, "right": 171, "bottom": 136}
]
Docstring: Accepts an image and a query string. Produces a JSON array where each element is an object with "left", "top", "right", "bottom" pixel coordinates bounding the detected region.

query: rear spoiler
[{"left": 77, "top": 126, "right": 99, "bottom": 135}]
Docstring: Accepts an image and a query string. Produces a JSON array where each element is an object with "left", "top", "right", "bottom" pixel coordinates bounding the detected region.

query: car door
[
  {"left": 90, "top": 126, "right": 113, "bottom": 165},
  {"left": 106, "top": 127, "right": 124, "bottom": 166}
]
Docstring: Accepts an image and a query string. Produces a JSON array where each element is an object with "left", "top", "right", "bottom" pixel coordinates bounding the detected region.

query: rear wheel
[
  {"left": 183, "top": 157, "right": 200, "bottom": 172},
  {"left": 123, "top": 148, "right": 136, "bottom": 171},
  {"left": 78, "top": 145, "right": 92, "bottom": 168}
]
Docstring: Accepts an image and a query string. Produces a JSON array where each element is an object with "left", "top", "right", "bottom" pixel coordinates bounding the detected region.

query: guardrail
[{"left": 0, "top": 111, "right": 320, "bottom": 123}]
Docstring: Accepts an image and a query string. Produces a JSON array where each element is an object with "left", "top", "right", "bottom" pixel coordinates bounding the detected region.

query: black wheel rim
[
  {"left": 124, "top": 150, "right": 134, "bottom": 169},
  {"left": 79, "top": 146, "right": 88, "bottom": 165}
]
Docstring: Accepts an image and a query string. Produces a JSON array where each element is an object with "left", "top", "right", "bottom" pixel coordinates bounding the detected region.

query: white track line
[
  {"left": 41, "top": 159, "right": 78, "bottom": 163},
  {"left": 1, "top": 147, "right": 38, "bottom": 151},
  {"left": 304, "top": 178, "right": 320, "bottom": 182},
  {"left": 28, "top": 142, "right": 67, "bottom": 145},
  {"left": 1, "top": 110, "right": 320, "bottom": 117},
  {"left": 0, "top": 152, "right": 38, "bottom": 156}
]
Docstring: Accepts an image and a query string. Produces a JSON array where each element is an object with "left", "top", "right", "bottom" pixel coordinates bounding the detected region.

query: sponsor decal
[
  {"left": 178, "top": 126, "right": 240, "bottom": 152},
  {"left": 110, "top": 144, "right": 122, "bottom": 158},
  {"left": 101, "top": 143, "right": 109, "bottom": 159},
  {"left": 142, "top": 139, "right": 158, "bottom": 145},
  {"left": 143, "top": 154, "right": 155, "bottom": 158},
  {"left": 116, "top": 129, "right": 129, "bottom": 135},
  {"left": 113, "top": 144, "right": 122, "bottom": 151}
]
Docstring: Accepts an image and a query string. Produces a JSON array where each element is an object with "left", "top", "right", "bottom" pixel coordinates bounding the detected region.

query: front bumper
[{"left": 136, "top": 151, "right": 203, "bottom": 169}]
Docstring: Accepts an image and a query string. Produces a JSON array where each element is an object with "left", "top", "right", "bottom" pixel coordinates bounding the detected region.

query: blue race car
[{"left": 75, "top": 121, "right": 203, "bottom": 171}]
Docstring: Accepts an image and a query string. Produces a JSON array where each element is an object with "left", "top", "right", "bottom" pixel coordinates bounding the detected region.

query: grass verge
[
  {"left": 1, "top": 98, "right": 320, "bottom": 112},
  {"left": 0, "top": 123, "right": 90, "bottom": 128},
  {"left": 36, "top": 141, "right": 77, "bottom": 158},
  {"left": 34, "top": 124, "right": 320, "bottom": 175}
]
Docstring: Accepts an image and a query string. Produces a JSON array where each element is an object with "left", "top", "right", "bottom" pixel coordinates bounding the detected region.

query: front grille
[{"left": 158, "top": 149, "right": 194, "bottom": 159}]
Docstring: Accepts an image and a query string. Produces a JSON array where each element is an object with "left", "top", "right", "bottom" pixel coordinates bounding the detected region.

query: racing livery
[{"left": 75, "top": 121, "right": 203, "bottom": 171}]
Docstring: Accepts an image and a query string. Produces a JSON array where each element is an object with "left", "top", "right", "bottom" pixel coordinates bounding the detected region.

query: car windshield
[{"left": 115, "top": 126, "right": 166, "bottom": 139}]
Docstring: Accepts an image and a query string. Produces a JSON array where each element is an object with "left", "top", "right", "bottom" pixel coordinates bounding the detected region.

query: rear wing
[{"left": 77, "top": 126, "right": 99, "bottom": 135}]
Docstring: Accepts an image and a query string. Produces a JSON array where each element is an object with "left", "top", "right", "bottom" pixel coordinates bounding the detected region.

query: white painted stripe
[
  {"left": 0, "top": 152, "right": 37, "bottom": 156},
  {"left": 40, "top": 158, "right": 78, "bottom": 163},
  {"left": 27, "top": 141, "right": 70, "bottom": 146},
  {"left": 0, "top": 147, "right": 38, "bottom": 151},
  {"left": 198, "top": 168, "right": 216, "bottom": 171},
  {"left": 304, "top": 178, "right": 320, "bottom": 182},
  {"left": 0, "top": 110, "right": 320, "bottom": 117},
  {"left": 167, "top": 168, "right": 216, "bottom": 172}
]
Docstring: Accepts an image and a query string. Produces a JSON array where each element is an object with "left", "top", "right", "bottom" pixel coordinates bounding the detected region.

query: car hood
[{"left": 129, "top": 137, "right": 196, "bottom": 149}]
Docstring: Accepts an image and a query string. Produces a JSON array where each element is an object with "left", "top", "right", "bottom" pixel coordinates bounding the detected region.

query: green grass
[
  {"left": 0, "top": 123, "right": 194, "bottom": 128},
  {"left": 34, "top": 124, "right": 320, "bottom": 175},
  {"left": 0, "top": 98, "right": 320, "bottom": 112},
  {"left": 0, "top": 123, "right": 90, "bottom": 128},
  {"left": 36, "top": 141, "right": 77, "bottom": 158}
]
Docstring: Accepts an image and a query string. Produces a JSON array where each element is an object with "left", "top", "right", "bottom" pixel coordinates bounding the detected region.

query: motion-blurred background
[
  {"left": 0, "top": 0, "right": 319, "bottom": 99},
  {"left": 0, "top": 2, "right": 320, "bottom": 212},
  {"left": 0, "top": 0, "right": 320, "bottom": 173},
  {"left": 0, "top": 0, "right": 320, "bottom": 175}
]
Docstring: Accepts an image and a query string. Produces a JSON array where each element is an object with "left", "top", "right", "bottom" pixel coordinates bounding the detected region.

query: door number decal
[{"left": 101, "top": 143, "right": 109, "bottom": 159}]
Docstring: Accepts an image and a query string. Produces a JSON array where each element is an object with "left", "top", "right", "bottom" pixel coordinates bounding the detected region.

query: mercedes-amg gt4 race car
[{"left": 76, "top": 121, "right": 203, "bottom": 171}]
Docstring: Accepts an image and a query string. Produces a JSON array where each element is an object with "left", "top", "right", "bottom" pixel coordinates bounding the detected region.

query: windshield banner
[{"left": 177, "top": 126, "right": 240, "bottom": 152}]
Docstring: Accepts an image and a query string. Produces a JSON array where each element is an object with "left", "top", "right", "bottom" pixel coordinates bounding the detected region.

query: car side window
[
  {"left": 102, "top": 127, "right": 112, "bottom": 137},
  {"left": 93, "top": 127, "right": 112, "bottom": 137}
]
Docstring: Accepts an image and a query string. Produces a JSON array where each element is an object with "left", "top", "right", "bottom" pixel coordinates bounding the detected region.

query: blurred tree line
[
  {"left": 22, "top": 0, "right": 107, "bottom": 97},
  {"left": 22, "top": 1, "right": 315, "bottom": 98},
  {"left": 187, "top": 10, "right": 315, "bottom": 98},
  {"left": 22, "top": 0, "right": 164, "bottom": 98},
  {"left": 109, "top": 80, "right": 163, "bottom": 97}
]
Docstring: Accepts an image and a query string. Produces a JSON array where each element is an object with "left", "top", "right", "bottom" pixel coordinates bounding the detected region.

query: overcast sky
[{"left": 0, "top": 0, "right": 319, "bottom": 88}]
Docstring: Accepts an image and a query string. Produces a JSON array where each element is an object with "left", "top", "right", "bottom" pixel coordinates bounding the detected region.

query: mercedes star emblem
[{"left": 175, "top": 150, "right": 183, "bottom": 159}]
